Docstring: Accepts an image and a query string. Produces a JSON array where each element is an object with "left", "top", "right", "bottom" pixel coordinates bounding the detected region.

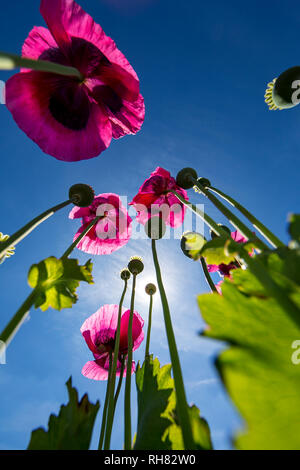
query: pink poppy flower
[
  {"left": 81, "top": 304, "right": 144, "bottom": 380},
  {"left": 5, "top": 0, "right": 145, "bottom": 161},
  {"left": 207, "top": 230, "right": 248, "bottom": 276},
  {"left": 69, "top": 193, "right": 132, "bottom": 255},
  {"left": 129, "top": 167, "right": 189, "bottom": 228}
]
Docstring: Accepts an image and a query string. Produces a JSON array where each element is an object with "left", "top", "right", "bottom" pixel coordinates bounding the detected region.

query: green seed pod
[
  {"left": 128, "top": 256, "right": 144, "bottom": 275},
  {"left": 120, "top": 268, "right": 131, "bottom": 281},
  {"left": 181, "top": 231, "right": 205, "bottom": 260},
  {"left": 176, "top": 167, "right": 198, "bottom": 189},
  {"left": 197, "top": 177, "right": 211, "bottom": 188},
  {"left": 265, "top": 67, "right": 300, "bottom": 110},
  {"left": 145, "top": 283, "right": 157, "bottom": 295},
  {"left": 69, "top": 184, "right": 95, "bottom": 207},
  {"left": 145, "top": 217, "right": 166, "bottom": 240},
  {"left": 210, "top": 225, "right": 231, "bottom": 239}
]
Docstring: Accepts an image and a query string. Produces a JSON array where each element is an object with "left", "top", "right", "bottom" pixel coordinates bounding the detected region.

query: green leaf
[
  {"left": 0, "top": 51, "right": 82, "bottom": 79},
  {"left": 288, "top": 213, "right": 300, "bottom": 243},
  {"left": 164, "top": 405, "right": 212, "bottom": 451},
  {"left": 198, "top": 249, "right": 300, "bottom": 449},
  {"left": 134, "top": 355, "right": 212, "bottom": 450},
  {"left": 28, "top": 256, "right": 93, "bottom": 311},
  {"left": 200, "top": 236, "right": 235, "bottom": 265},
  {"left": 134, "top": 355, "right": 174, "bottom": 450},
  {"left": 27, "top": 377, "right": 100, "bottom": 450}
]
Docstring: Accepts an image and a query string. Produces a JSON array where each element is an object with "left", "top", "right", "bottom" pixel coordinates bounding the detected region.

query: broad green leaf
[
  {"left": 28, "top": 256, "right": 93, "bottom": 311},
  {"left": 27, "top": 377, "right": 100, "bottom": 450},
  {"left": 200, "top": 236, "right": 235, "bottom": 265},
  {"left": 288, "top": 213, "right": 300, "bottom": 243},
  {"left": 134, "top": 355, "right": 212, "bottom": 450},
  {"left": 163, "top": 405, "right": 212, "bottom": 451},
  {"left": 0, "top": 51, "right": 82, "bottom": 79},
  {"left": 134, "top": 355, "right": 174, "bottom": 450},
  {"left": 198, "top": 249, "right": 300, "bottom": 450}
]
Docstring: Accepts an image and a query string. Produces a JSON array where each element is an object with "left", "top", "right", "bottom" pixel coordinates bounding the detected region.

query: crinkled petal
[
  {"left": 69, "top": 206, "right": 91, "bottom": 220},
  {"left": 106, "top": 94, "right": 145, "bottom": 138},
  {"left": 82, "top": 358, "right": 135, "bottom": 381},
  {"left": 40, "top": 0, "right": 139, "bottom": 83},
  {"left": 5, "top": 71, "right": 112, "bottom": 161},
  {"left": 21, "top": 26, "right": 58, "bottom": 69},
  {"left": 81, "top": 304, "right": 123, "bottom": 352}
]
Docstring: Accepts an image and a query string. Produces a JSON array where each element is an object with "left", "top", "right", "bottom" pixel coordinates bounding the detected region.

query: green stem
[
  {"left": 61, "top": 216, "right": 102, "bottom": 259},
  {"left": 171, "top": 190, "right": 230, "bottom": 238},
  {"left": 0, "top": 199, "right": 74, "bottom": 259},
  {"left": 113, "top": 357, "right": 125, "bottom": 416},
  {"left": 151, "top": 239, "right": 196, "bottom": 450},
  {"left": 0, "top": 290, "right": 37, "bottom": 347},
  {"left": 124, "top": 274, "right": 137, "bottom": 450},
  {"left": 103, "top": 281, "right": 128, "bottom": 450},
  {"left": 190, "top": 178, "right": 269, "bottom": 251},
  {"left": 208, "top": 186, "right": 284, "bottom": 248},
  {"left": 98, "top": 352, "right": 113, "bottom": 450},
  {"left": 199, "top": 257, "right": 218, "bottom": 293},
  {"left": 0, "top": 51, "right": 83, "bottom": 80},
  {"left": 145, "top": 294, "right": 153, "bottom": 358}
]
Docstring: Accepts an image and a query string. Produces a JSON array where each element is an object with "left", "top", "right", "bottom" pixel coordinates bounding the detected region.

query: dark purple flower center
[
  {"left": 39, "top": 37, "right": 123, "bottom": 130},
  {"left": 48, "top": 83, "right": 90, "bottom": 130}
]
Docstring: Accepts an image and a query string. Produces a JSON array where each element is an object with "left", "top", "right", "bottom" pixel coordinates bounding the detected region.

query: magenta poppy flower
[
  {"left": 5, "top": 0, "right": 145, "bottom": 161},
  {"left": 69, "top": 193, "right": 132, "bottom": 255},
  {"left": 207, "top": 230, "right": 250, "bottom": 276},
  {"left": 81, "top": 304, "right": 144, "bottom": 380},
  {"left": 129, "top": 167, "right": 189, "bottom": 228}
]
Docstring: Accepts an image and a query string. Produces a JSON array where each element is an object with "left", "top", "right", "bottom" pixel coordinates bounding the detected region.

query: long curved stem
[
  {"left": 61, "top": 216, "right": 102, "bottom": 259},
  {"left": 199, "top": 257, "right": 218, "bottom": 293},
  {"left": 151, "top": 239, "right": 196, "bottom": 450},
  {"left": 103, "top": 281, "right": 128, "bottom": 450},
  {"left": 0, "top": 51, "right": 83, "bottom": 80},
  {"left": 208, "top": 186, "right": 284, "bottom": 248},
  {"left": 0, "top": 199, "right": 74, "bottom": 259},
  {"left": 190, "top": 178, "right": 269, "bottom": 251},
  {"left": 145, "top": 294, "right": 153, "bottom": 358},
  {"left": 171, "top": 190, "right": 230, "bottom": 238},
  {"left": 0, "top": 290, "right": 37, "bottom": 347},
  {"left": 113, "top": 357, "right": 125, "bottom": 417},
  {"left": 124, "top": 274, "right": 137, "bottom": 450},
  {"left": 98, "top": 352, "right": 113, "bottom": 450}
]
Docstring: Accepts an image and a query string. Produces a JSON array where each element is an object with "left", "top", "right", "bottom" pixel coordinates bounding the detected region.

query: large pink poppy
[
  {"left": 69, "top": 193, "right": 132, "bottom": 255},
  {"left": 81, "top": 304, "right": 144, "bottom": 380},
  {"left": 5, "top": 0, "right": 145, "bottom": 161},
  {"left": 129, "top": 167, "right": 189, "bottom": 228}
]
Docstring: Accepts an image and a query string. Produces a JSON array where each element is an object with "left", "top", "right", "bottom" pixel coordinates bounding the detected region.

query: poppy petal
[
  {"left": 119, "top": 309, "right": 144, "bottom": 354},
  {"left": 5, "top": 71, "right": 112, "bottom": 161}
]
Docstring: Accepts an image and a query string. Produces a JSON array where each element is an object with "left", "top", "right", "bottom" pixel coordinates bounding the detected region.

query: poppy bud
[
  {"left": 69, "top": 184, "right": 95, "bottom": 207},
  {"left": 210, "top": 225, "right": 231, "bottom": 239},
  {"left": 145, "top": 283, "right": 156, "bottom": 295},
  {"left": 145, "top": 217, "right": 166, "bottom": 240},
  {"left": 176, "top": 167, "right": 198, "bottom": 189},
  {"left": 265, "top": 67, "right": 300, "bottom": 110},
  {"left": 181, "top": 231, "right": 205, "bottom": 260},
  {"left": 128, "top": 256, "right": 144, "bottom": 275},
  {"left": 120, "top": 268, "right": 131, "bottom": 281},
  {"left": 197, "top": 177, "right": 211, "bottom": 188}
]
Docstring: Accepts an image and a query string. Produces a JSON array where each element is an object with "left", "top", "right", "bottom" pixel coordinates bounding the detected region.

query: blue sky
[{"left": 0, "top": 0, "right": 299, "bottom": 450}]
